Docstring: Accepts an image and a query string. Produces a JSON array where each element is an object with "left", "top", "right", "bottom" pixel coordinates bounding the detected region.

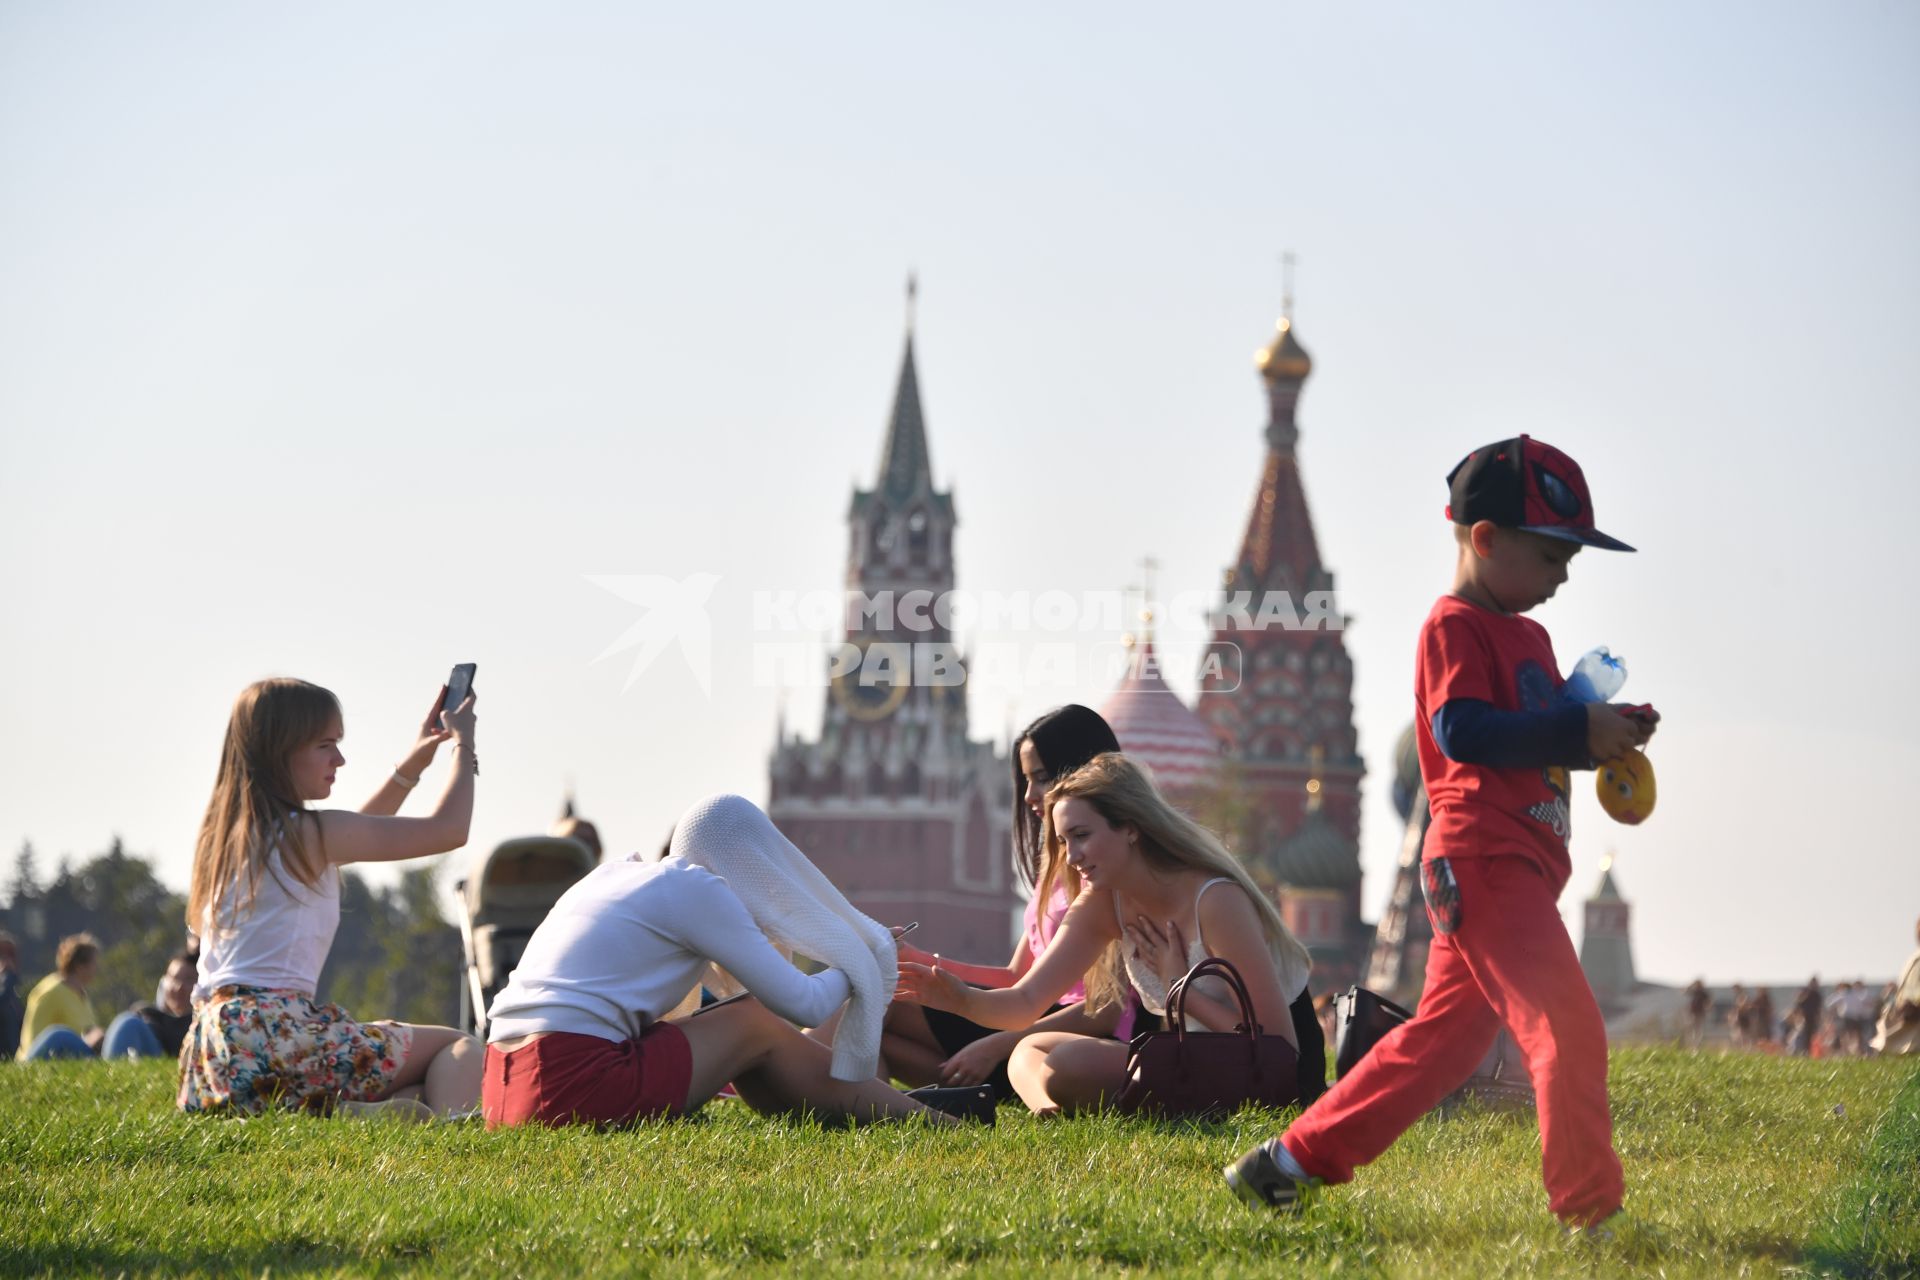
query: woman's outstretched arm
[
  {"left": 359, "top": 689, "right": 454, "bottom": 817},
  {"left": 895, "top": 934, "right": 1028, "bottom": 989},
  {"left": 899, "top": 887, "right": 1118, "bottom": 1029},
  {"left": 314, "top": 695, "right": 477, "bottom": 865}
]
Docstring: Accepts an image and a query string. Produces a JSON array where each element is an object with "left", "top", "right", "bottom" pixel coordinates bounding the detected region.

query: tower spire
[
  {"left": 875, "top": 283, "right": 932, "bottom": 501},
  {"left": 1281, "top": 250, "right": 1296, "bottom": 324},
  {"left": 1123, "top": 555, "right": 1161, "bottom": 649}
]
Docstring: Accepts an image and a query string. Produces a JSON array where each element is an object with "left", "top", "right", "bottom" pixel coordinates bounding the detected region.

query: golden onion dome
[{"left": 1255, "top": 317, "right": 1312, "bottom": 381}]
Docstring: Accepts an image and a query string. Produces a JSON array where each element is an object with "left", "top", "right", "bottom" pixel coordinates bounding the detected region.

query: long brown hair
[
  {"left": 187, "top": 678, "right": 342, "bottom": 932},
  {"left": 1036, "top": 752, "right": 1311, "bottom": 1012}
]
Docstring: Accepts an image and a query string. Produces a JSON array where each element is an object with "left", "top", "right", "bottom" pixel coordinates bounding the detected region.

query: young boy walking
[{"left": 1226, "top": 436, "right": 1657, "bottom": 1228}]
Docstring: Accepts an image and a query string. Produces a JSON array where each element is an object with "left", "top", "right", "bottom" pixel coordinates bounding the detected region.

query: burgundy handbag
[{"left": 1112, "top": 957, "right": 1300, "bottom": 1118}]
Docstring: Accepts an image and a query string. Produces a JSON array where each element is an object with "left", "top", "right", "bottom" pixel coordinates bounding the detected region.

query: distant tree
[
  {"left": 379, "top": 864, "right": 462, "bottom": 1026},
  {"left": 316, "top": 870, "right": 395, "bottom": 1015},
  {"left": 7, "top": 840, "right": 40, "bottom": 904},
  {"left": 35, "top": 858, "right": 94, "bottom": 973},
  {"left": 315, "top": 862, "right": 460, "bottom": 1026},
  {"left": 1, "top": 841, "right": 48, "bottom": 964}
]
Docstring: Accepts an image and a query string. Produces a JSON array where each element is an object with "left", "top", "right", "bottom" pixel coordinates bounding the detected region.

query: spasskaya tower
[{"left": 767, "top": 290, "right": 1015, "bottom": 956}]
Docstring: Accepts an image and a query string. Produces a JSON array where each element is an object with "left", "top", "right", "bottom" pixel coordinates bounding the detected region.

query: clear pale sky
[{"left": 2, "top": 2, "right": 1915, "bottom": 985}]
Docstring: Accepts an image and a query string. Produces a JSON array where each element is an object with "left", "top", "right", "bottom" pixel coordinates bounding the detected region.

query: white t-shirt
[
  {"left": 195, "top": 840, "right": 341, "bottom": 1001},
  {"left": 485, "top": 855, "right": 852, "bottom": 1045}
]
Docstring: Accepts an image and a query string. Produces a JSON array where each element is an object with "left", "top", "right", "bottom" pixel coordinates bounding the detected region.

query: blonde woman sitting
[{"left": 899, "top": 754, "right": 1315, "bottom": 1115}]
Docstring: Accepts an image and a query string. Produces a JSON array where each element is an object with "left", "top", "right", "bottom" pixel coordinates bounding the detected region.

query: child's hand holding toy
[{"left": 1564, "top": 648, "right": 1660, "bottom": 825}]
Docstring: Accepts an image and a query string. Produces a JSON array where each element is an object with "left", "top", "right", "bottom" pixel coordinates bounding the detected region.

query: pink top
[
  {"left": 1023, "top": 884, "right": 1086, "bottom": 1004},
  {"left": 1023, "top": 883, "right": 1140, "bottom": 1040}
]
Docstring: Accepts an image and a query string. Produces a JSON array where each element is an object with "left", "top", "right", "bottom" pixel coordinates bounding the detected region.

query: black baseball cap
[{"left": 1446, "top": 435, "right": 1634, "bottom": 552}]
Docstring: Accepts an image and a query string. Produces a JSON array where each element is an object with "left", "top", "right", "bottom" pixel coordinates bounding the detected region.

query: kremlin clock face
[{"left": 831, "top": 644, "right": 910, "bottom": 722}]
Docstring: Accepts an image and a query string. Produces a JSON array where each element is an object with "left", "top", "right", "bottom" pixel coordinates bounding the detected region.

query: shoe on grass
[
  {"left": 1568, "top": 1211, "right": 1669, "bottom": 1261},
  {"left": 1224, "top": 1141, "right": 1319, "bottom": 1211},
  {"left": 905, "top": 1084, "right": 996, "bottom": 1125}
]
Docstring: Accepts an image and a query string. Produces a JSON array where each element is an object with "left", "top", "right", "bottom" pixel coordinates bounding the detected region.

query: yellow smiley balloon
[{"left": 1596, "top": 748, "right": 1657, "bottom": 825}]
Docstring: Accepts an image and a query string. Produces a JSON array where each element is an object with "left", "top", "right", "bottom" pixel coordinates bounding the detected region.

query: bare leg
[
  {"left": 809, "top": 999, "right": 950, "bottom": 1086},
  {"left": 872, "top": 1001, "right": 950, "bottom": 1086},
  {"left": 804, "top": 1005, "right": 845, "bottom": 1046},
  {"left": 380, "top": 1023, "right": 484, "bottom": 1116},
  {"left": 677, "top": 1000, "right": 953, "bottom": 1126},
  {"left": 1008, "top": 1033, "right": 1128, "bottom": 1116}
]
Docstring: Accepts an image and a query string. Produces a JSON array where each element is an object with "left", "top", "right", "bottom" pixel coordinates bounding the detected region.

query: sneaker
[
  {"left": 337, "top": 1097, "right": 435, "bottom": 1124},
  {"left": 1562, "top": 1211, "right": 1622, "bottom": 1244},
  {"left": 906, "top": 1084, "right": 996, "bottom": 1125},
  {"left": 1224, "top": 1142, "right": 1319, "bottom": 1211}
]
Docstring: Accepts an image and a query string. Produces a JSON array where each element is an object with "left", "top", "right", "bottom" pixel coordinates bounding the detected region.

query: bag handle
[{"left": 1165, "top": 956, "right": 1261, "bottom": 1043}]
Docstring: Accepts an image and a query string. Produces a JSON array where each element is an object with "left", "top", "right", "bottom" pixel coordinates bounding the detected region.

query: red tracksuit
[{"left": 1281, "top": 596, "right": 1624, "bottom": 1226}]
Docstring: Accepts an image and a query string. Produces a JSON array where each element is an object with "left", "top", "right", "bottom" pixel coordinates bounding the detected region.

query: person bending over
[{"left": 482, "top": 794, "right": 954, "bottom": 1130}]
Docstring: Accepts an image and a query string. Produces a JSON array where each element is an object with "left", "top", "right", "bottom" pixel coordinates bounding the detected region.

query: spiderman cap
[{"left": 1444, "top": 435, "right": 1635, "bottom": 553}]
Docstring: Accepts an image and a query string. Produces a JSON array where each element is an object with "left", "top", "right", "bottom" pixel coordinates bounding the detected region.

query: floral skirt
[{"left": 177, "top": 986, "right": 412, "bottom": 1116}]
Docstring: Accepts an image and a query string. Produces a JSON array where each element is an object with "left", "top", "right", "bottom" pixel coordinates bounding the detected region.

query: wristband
[{"left": 391, "top": 769, "right": 420, "bottom": 790}]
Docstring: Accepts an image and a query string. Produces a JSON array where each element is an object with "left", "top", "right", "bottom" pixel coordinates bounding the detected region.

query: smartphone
[
  {"left": 689, "top": 990, "right": 754, "bottom": 1016},
  {"left": 893, "top": 922, "right": 920, "bottom": 940},
  {"left": 443, "top": 663, "right": 477, "bottom": 714}
]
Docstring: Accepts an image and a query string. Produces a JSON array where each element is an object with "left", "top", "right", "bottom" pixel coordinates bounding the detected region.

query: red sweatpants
[{"left": 1283, "top": 854, "right": 1624, "bottom": 1226}]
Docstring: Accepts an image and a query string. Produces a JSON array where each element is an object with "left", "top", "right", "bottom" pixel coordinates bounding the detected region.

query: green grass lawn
[{"left": 3, "top": 1047, "right": 1915, "bottom": 1278}]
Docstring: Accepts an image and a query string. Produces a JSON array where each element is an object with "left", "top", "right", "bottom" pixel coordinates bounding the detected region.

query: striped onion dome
[{"left": 1099, "top": 638, "right": 1223, "bottom": 795}]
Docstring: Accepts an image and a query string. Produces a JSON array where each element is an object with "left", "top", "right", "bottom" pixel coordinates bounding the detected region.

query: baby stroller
[{"left": 456, "top": 835, "right": 598, "bottom": 1037}]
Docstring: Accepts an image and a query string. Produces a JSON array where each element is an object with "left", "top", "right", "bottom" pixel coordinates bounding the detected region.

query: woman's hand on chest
[{"left": 1123, "top": 912, "right": 1193, "bottom": 993}]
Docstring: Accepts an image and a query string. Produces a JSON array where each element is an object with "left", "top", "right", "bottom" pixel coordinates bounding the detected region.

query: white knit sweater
[{"left": 669, "top": 794, "right": 896, "bottom": 1082}]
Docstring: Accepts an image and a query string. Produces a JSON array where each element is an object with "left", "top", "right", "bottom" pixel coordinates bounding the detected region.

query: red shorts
[{"left": 482, "top": 1023, "right": 693, "bottom": 1130}]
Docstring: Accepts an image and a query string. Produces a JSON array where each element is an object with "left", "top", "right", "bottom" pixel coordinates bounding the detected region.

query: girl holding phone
[{"left": 178, "top": 677, "right": 483, "bottom": 1118}]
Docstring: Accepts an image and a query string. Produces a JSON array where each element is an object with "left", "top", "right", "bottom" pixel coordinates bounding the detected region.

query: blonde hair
[
  {"left": 1037, "top": 753, "right": 1312, "bottom": 1012},
  {"left": 187, "top": 678, "right": 342, "bottom": 932}
]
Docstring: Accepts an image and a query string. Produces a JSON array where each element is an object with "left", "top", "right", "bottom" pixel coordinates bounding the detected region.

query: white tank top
[
  {"left": 194, "top": 826, "right": 341, "bottom": 1001},
  {"left": 1120, "top": 877, "right": 1310, "bottom": 1028}
]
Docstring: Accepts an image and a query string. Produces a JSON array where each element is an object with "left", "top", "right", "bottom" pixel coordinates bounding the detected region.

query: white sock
[{"left": 1263, "top": 1137, "right": 1312, "bottom": 1182}]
